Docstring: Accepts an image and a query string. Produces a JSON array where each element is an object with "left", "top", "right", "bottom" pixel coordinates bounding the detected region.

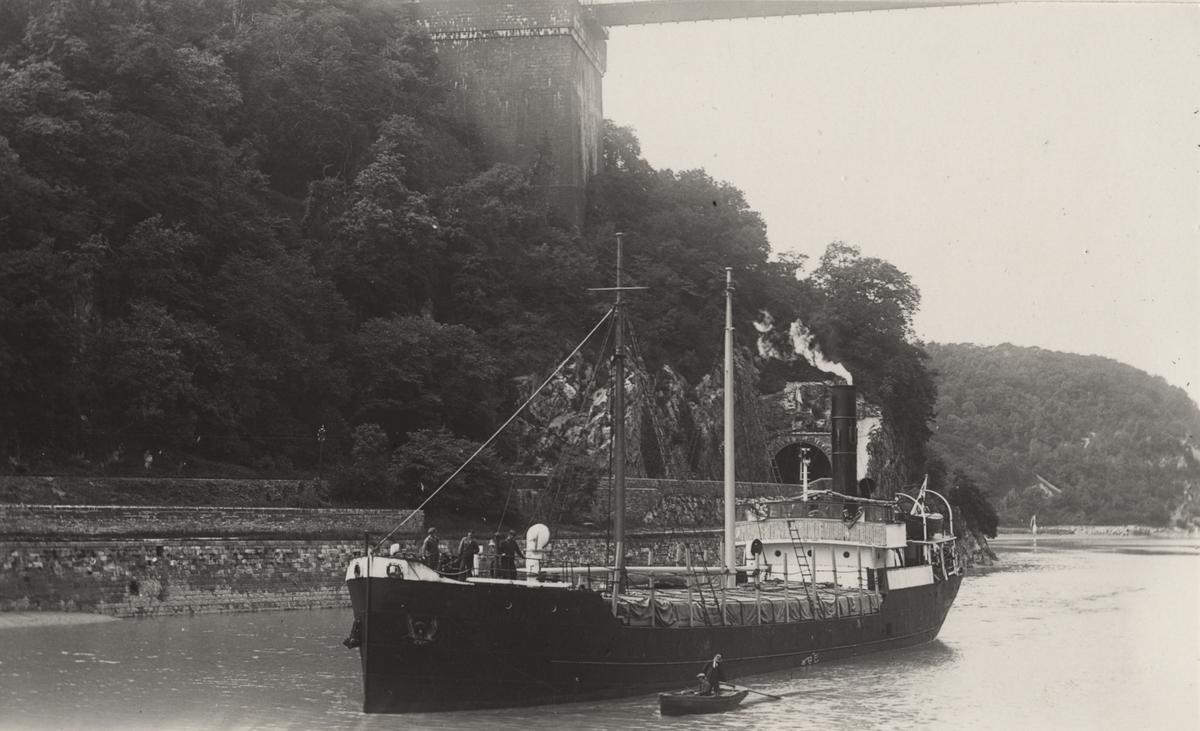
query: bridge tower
[
  {"left": 410, "top": 0, "right": 607, "bottom": 228},
  {"left": 409, "top": 0, "right": 994, "bottom": 227}
]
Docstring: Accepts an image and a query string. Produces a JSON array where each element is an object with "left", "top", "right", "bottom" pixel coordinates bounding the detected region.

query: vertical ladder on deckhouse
[{"left": 786, "top": 519, "right": 825, "bottom": 619}]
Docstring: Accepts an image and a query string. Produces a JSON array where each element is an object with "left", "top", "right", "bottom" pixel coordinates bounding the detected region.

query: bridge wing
[{"left": 589, "top": 0, "right": 996, "bottom": 25}]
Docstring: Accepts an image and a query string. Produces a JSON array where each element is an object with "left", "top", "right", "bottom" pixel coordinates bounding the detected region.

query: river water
[{"left": 2, "top": 536, "right": 1197, "bottom": 731}]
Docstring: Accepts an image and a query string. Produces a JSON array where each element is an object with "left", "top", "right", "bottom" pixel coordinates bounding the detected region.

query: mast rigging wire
[
  {"left": 522, "top": 309, "right": 617, "bottom": 529},
  {"left": 373, "top": 307, "right": 616, "bottom": 551}
]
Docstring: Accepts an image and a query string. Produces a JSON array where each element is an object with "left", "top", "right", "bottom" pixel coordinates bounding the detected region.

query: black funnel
[{"left": 831, "top": 385, "right": 857, "bottom": 496}]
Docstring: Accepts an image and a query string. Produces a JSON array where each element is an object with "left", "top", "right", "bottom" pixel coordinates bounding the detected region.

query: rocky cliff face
[
  {"left": 509, "top": 340, "right": 938, "bottom": 521},
  {"left": 513, "top": 348, "right": 776, "bottom": 483}
]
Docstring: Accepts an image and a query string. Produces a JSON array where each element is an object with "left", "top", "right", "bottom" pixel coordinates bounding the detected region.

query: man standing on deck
[
  {"left": 497, "top": 530, "right": 523, "bottom": 580},
  {"left": 457, "top": 530, "right": 479, "bottom": 579},
  {"left": 488, "top": 534, "right": 501, "bottom": 577},
  {"left": 421, "top": 527, "right": 440, "bottom": 570}
]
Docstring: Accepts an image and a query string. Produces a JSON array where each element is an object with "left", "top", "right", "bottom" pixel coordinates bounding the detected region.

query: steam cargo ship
[{"left": 344, "top": 257, "right": 962, "bottom": 713}]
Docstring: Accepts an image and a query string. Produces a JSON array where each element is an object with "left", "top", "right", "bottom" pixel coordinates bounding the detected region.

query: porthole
[
  {"left": 843, "top": 551, "right": 851, "bottom": 559},
  {"left": 806, "top": 550, "right": 812, "bottom": 557},
  {"left": 774, "top": 550, "right": 782, "bottom": 558}
]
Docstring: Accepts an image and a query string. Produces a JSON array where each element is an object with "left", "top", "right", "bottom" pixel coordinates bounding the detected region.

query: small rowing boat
[{"left": 658, "top": 687, "right": 751, "bottom": 716}]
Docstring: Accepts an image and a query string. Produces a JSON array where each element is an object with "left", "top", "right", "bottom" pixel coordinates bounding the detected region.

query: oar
[{"left": 728, "top": 684, "right": 783, "bottom": 701}]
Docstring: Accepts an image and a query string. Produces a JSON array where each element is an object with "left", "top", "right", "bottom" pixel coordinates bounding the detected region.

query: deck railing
[
  {"left": 736, "top": 499, "right": 894, "bottom": 523},
  {"left": 735, "top": 517, "right": 893, "bottom": 546}
]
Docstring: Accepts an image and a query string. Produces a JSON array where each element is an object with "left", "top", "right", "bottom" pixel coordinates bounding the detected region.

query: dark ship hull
[{"left": 346, "top": 572, "right": 961, "bottom": 713}]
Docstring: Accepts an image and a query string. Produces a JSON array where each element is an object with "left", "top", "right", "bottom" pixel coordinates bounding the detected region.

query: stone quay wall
[{"left": 0, "top": 505, "right": 423, "bottom": 617}]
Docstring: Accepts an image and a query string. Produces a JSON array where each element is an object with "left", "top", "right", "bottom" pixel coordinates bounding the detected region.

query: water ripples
[{"left": 1, "top": 540, "right": 1196, "bottom": 731}]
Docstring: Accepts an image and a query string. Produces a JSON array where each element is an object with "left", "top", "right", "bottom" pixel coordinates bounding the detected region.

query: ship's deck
[{"left": 613, "top": 581, "right": 881, "bottom": 627}]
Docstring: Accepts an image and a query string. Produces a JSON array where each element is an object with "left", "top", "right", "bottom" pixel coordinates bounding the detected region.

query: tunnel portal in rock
[{"left": 773, "top": 441, "right": 830, "bottom": 485}]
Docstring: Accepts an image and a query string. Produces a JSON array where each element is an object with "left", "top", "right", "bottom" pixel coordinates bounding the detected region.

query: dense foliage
[
  {"left": 928, "top": 343, "right": 1200, "bottom": 527},
  {"left": 945, "top": 469, "right": 999, "bottom": 539},
  {"left": 806, "top": 242, "right": 937, "bottom": 494},
  {"left": 1, "top": 0, "right": 942, "bottom": 513}
]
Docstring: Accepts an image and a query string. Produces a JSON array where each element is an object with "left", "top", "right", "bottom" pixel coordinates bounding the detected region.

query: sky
[{"left": 601, "top": 1, "right": 1199, "bottom": 406}]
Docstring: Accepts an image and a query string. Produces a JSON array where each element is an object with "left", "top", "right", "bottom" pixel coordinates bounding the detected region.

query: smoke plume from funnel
[
  {"left": 788, "top": 321, "right": 852, "bottom": 385},
  {"left": 754, "top": 311, "right": 787, "bottom": 360},
  {"left": 756, "top": 311, "right": 854, "bottom": 384}
]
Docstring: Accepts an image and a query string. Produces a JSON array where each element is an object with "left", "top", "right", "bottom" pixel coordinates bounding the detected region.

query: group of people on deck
[{"left": 419, "top": 527, "right": 524, "bottom": 579}]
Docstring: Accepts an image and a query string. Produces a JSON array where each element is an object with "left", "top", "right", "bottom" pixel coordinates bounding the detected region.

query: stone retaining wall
[
  {"left": 548, "top": 532, "right": 723, "bottom": 567},
  {"left": 0, "top": 499, "right": 757, "bottom": 618},
  {"left": 1, "top": 538, "right": 360, "bottom": 617},
  {"left": 0, "top": 504, "right": 421, "bottom": 539},
  {"left": 1, "top": 531, "right": 728, "bottom": 617},
  {"left": 512, "top": 474, "right": 807, "bottom": 526},
  {"left": 0, "top": 475, "right": 323, "bottom": 506},
  {"left": 0, "top": 505, "right": 425, "bottom": 617}
]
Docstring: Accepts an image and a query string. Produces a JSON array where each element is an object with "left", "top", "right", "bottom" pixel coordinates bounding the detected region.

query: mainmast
[{"left": 723, "top": 267, "right": 736, "bottom": 586}]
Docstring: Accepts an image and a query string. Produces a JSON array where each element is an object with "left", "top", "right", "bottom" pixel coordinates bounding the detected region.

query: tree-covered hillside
[
  {"left": 1, "top": 0, "right": 940, "bottom": 514},
  {"left": 928, "top": 343, "right": 1200, "bottom": 527}
]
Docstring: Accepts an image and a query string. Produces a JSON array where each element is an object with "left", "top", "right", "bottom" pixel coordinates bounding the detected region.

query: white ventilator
[{"left": 525, "top": 523, "right": 551, "bottom": 580}]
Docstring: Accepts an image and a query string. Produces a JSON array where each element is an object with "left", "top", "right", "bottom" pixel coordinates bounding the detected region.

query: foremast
[{"left": 591, "top": 233, "right": 647, "bottom": 612}]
